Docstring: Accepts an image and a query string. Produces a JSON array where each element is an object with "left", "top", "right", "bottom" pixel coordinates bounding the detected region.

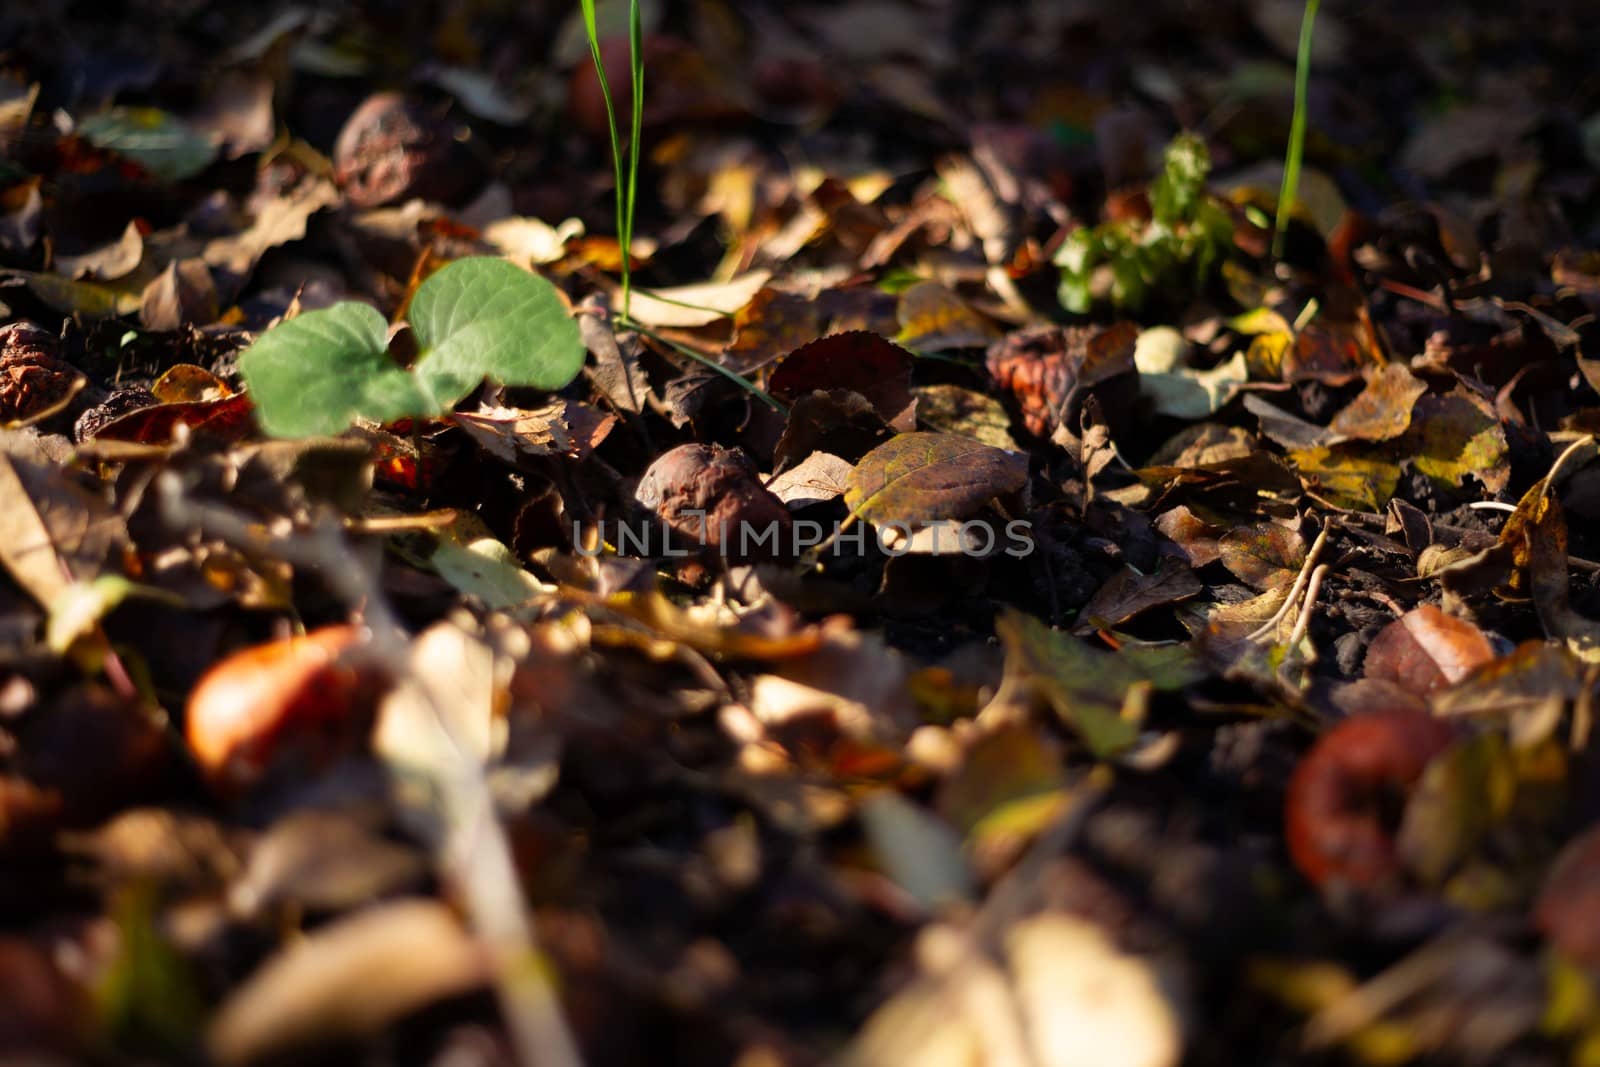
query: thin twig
[
  {"left": 1285, "top": 562, "right": 1329, "bottom": 651},
  {"left": 1247, "top": 522, "right": 1330, "bottom": 643}
]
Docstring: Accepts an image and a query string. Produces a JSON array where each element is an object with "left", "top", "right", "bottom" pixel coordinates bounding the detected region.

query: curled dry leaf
[
  {"left": 621, "top": 271, "right": 770, "bottom": 329},
  {"left": 229, "top": 809, "right": 427, "bottom": 917},
  {"left": 53, "top": 219, "right": 144, "bottom": 281}
]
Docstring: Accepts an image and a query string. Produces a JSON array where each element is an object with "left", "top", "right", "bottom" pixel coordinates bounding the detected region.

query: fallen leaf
[
  {"left": 1139, "top": 351, "right": 1249, "bottom": 420},
  {"left": 78, "top": 107, "right": 217, "bottom": 181},
  {"left": 1, "top": 270, "right": 144, "bottom": 318},
  {"left": 858, "top": 791, "right": 973, "bottom": 912},
  {"left": 894, "top": 281, "right": 1000, "bottom": 351},
  {"left": 206, "top": 899, "right": 488, "bottom": 1066},
  {"left": 1074, "top": 559, "right": 1205, "bottom": 633},
  {"left": 91, "top": 391, "right": 256, "bottom": 445},
  {"left": 769, "top": 331, "right": 917, "bottom": 429},
  {"left": 451, "top": 401, "right": 615, "bottom": 463},
  {"left": 996, "top": 610, "right": 1198, "bottom": 758},
  {"left": 766, "top": 450, "right": 852, "bottom": 508},
  {"left": 845, "top": 432, "right": 1028, "bottom": 525},
  {"left": 1329, "top": 363, "right": 1428, "bottom": 442},
  {"left": 1286, "top": 444, "right": 1402, "bottom": 510},
  {"left": 774, "top": 388, "right": 894, "bottom": 468},
  {"left": 229, "top": 810, "right": 427, "bottom": 916},
  {"left": 1218, "top": 522, "right": 1307, "bottom": 590},
  {"left": 1007, "top": 912, "right": 1183, "bottom": 1067},
  {"left": 54, "top": 220, "right": 144, "bottom": 281},
  {"left": 622, "top": 270, "right": 770, "bottom": 328},
  {"left": 937, "top": 724, "right": 1070, "bottom": 873},
  {"left": 912, "top": 384, "right": 1018, "bottom": 450},
  {"left": 203, "top": 177, "right": 340, "bottom": 286},
  {"left": 140, "top": 259, "right": 218, "bottom": 330},
  {"left": 1364, "top": 605, "right": 1496, "bottom": 695},
  {"left": 484, "top": 216, "right": 584, "bottom": 267}
]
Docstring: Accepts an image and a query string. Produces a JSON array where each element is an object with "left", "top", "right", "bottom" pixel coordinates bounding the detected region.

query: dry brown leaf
[
  {"left": 1363, "top": 605, "right": 1496, "bottom": 695},
  {"left": 623, "top": 271, "right": 770, "bottom": 328},
  {"left": 206, "top": 899, "right": 488, "bottom": 1066}
]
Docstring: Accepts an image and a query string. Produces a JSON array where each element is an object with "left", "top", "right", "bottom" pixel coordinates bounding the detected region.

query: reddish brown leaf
[
  {"left": 1217, "top": 522, "right": 1307, "bottom": 590},
  {"left": 1363, "top": 605, "right": 1495, "bottom": 695},
  {"left": 768, "top": 331, "right": 916, "bottom": 430}
]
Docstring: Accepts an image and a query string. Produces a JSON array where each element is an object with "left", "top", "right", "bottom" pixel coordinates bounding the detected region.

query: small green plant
[
  {"left": 1055, "top": 132, "right": 1234, "bottom": 314},
  {"left": 239, "top": 257, "right": 584, "bottom": 438},
  {"left": 579, "top": 0, "right": 643, "bottom": 321},
  {"left": 1273, "top": 0, "right": 1321, "bottom": 260},
  {"left": 575, "top": 0, "right": 785, "bottom": 413}
]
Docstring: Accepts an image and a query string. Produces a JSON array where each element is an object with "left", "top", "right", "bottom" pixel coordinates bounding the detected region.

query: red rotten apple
[
  {"left": 1284, "top": 710, "right": 1455, "bottom": 890},
  {"left": 185, "top": 624, "right": 385, "bottom": 792}
]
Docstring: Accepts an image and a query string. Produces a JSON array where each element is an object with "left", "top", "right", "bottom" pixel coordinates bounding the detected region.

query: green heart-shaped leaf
[
  {"left": 408, "top": 257, "right": 585, "bottom": 405},
  {"left": 240, "top": 258, "right": 585, "bottom": 439},
  {"left": 239, "top": 302, "right": 428, "bottom": 438}
]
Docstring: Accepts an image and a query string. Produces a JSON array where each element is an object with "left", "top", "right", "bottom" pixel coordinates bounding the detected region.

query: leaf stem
[{"left": 617, "top": 314, "right": 786, "bottom": 413}]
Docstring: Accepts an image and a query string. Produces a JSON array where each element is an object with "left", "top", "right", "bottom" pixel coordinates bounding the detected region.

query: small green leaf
[
  {"left": 408, "top": 257, "right": 586, "bottom": 404},
  {"left": 240, "top": 258, "right": 585, "bottom": 438},
  {"left": 859, "top": 791, "right": 973, "bottom": 911},
  {"left": 46, "top": 575, "right": 182, "bottom": 653},
  {"left": 78, "top": 108, "right": 217, "bottom": 182},
  {"left": 996, "top": 610, "right": 1199, "bottom": 758},
  {"left": 240, "top": 302, "right": 427, "bottom": 438}
]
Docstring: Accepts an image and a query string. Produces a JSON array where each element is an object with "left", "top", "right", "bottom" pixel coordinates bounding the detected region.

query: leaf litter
[{"left": 1, "top": 2, "right": 1600, "bottom": 1066}]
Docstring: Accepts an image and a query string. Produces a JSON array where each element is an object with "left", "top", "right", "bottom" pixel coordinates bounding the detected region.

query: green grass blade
[
  {"left": 579, "top": 0, "right": 632, "bottom": 315},
  {"left": 623, "top": 0, "right": 644, "bottom": 321},
  {"left": 1273, "top": 0, "right": 1320, "bottom": 261}
]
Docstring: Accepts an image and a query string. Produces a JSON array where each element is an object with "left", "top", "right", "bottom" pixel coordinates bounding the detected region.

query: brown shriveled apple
[
  {"left": 635, "top": 443, "right": 793, "bottom": 564},
  {"left": 332, "top": 93, "right": 485, "bottom": 209}
]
